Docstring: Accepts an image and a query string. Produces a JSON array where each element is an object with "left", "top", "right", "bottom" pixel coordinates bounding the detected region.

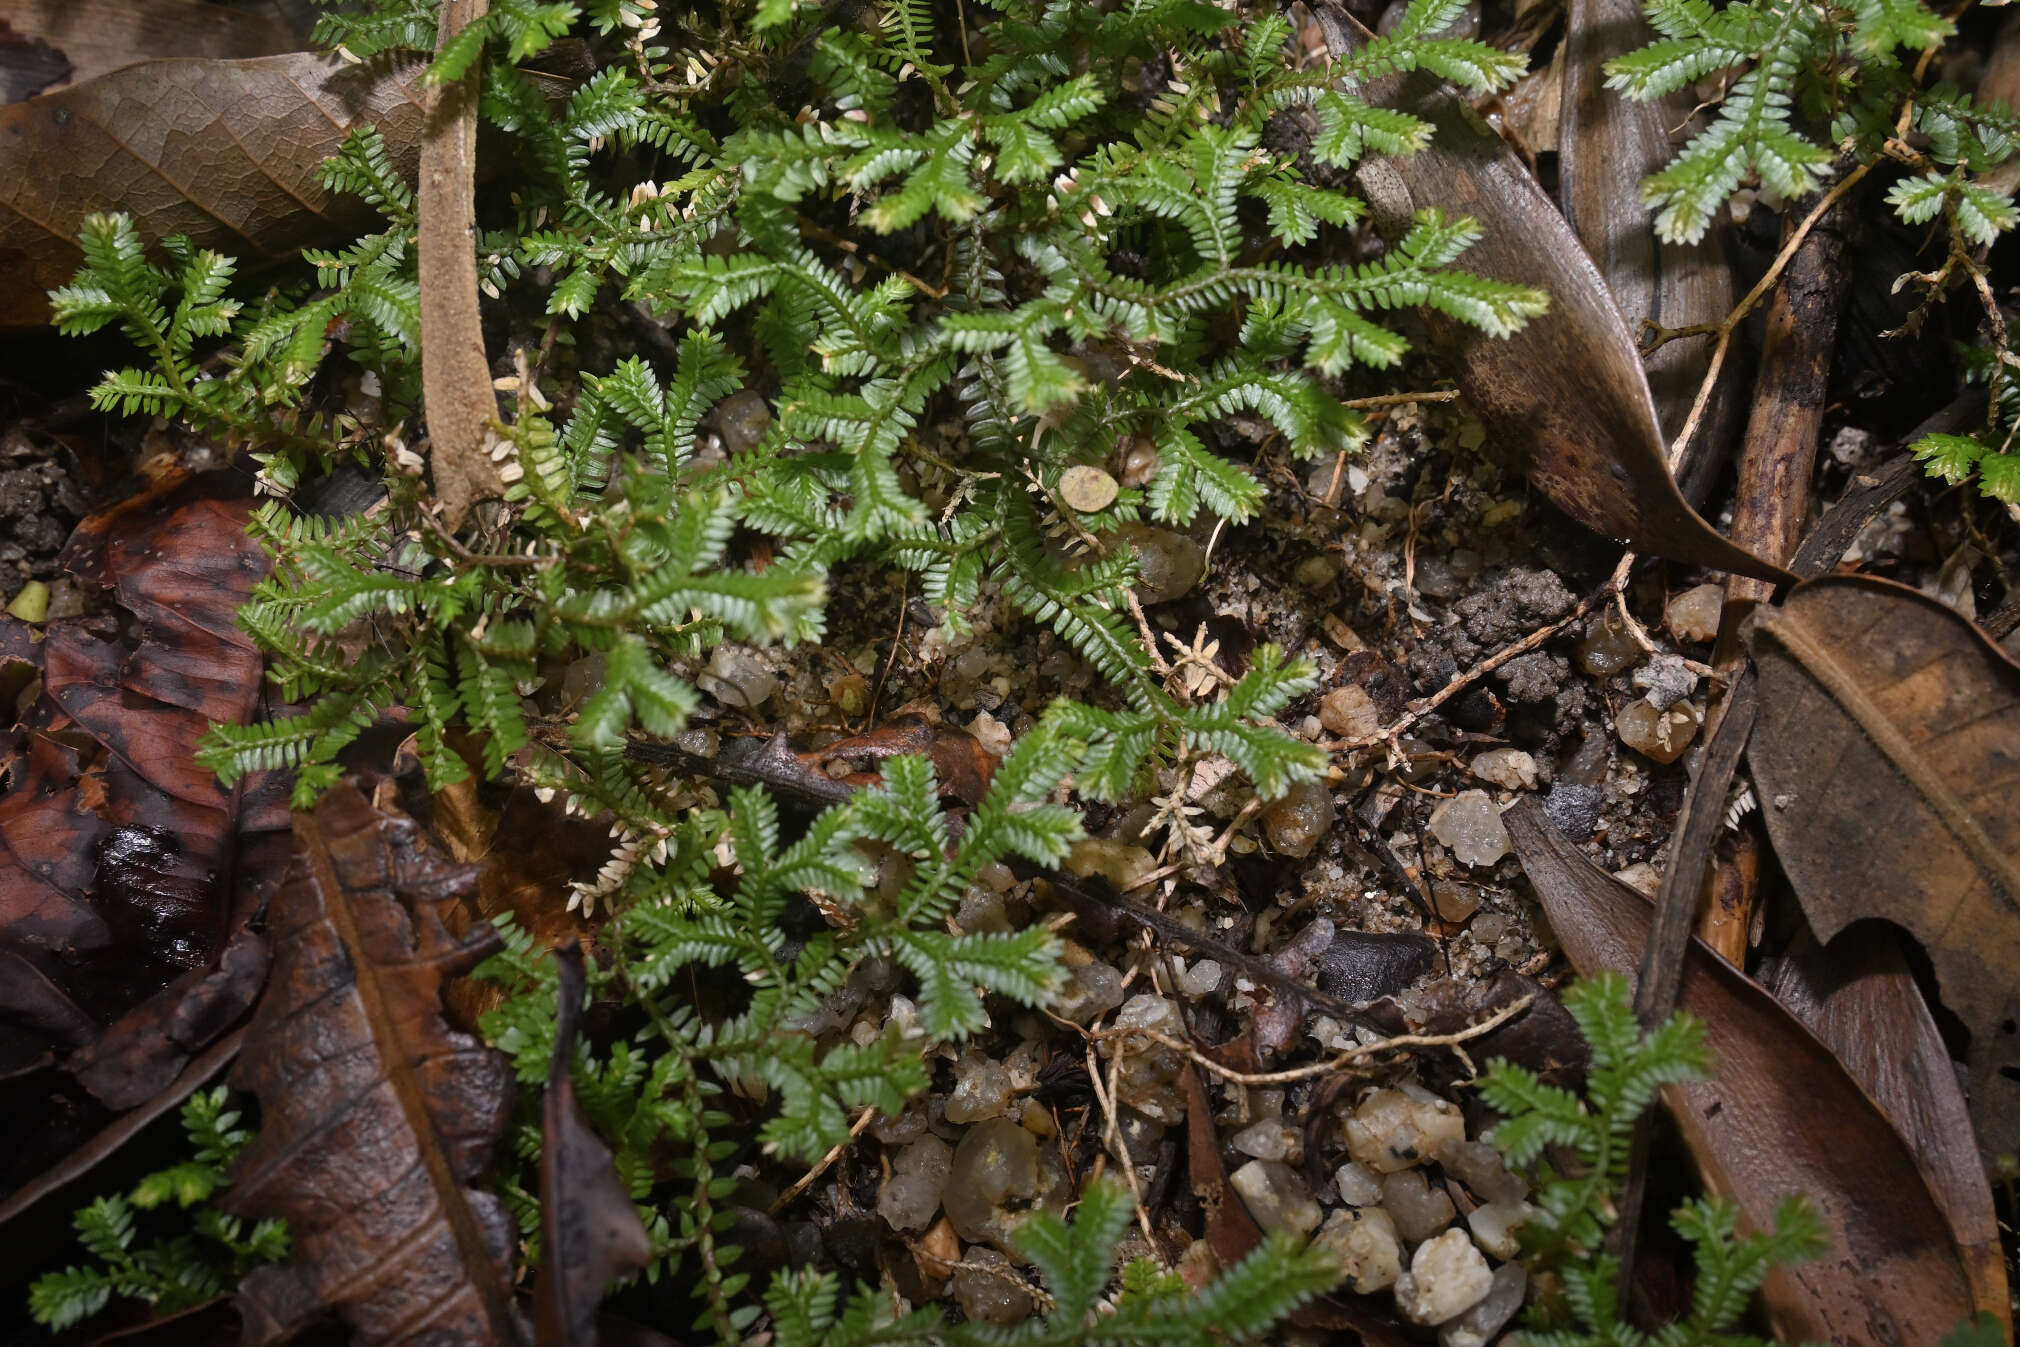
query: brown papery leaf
[
  {"left": 1505, "top": 798, "right": 1982, "bottom": 1346},
  {"left": 1763, "top": 929, "right": 2009, "bottom": 1324},
  {"left": 533, "top": 945, "right": 652, "bottom": 1347},
  {"left": 1309, "top": 3, "right": 1787, "bottom": 583},
  {"left": 0, "top": 0, "right": 303, "bottom": 97},
  {"left": 1746, "top": 574, "right": 2020, "bottom": 1163},
  {"left": 222, "top": 783, "right": 529, "bottom": 1347},
  {"left": 0, "top": 52, "right": 424, "bottom": 328},
  {"left": 1557, "top": 0, "right": 1737, "bottom": 501}
]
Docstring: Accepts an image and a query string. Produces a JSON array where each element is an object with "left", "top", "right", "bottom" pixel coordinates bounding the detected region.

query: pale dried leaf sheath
[
  {"left": 1747, "top": 575, "right": 2020, "bottom": 1166},
  {"left": 0, "top": 54, "right": 426, "bottom": 329},
  {"left": 418, "top": 0, "right": 504, "bottom": 528},
  {"left": 223, "top": 785, "right": 527, "bottom": 1347}
]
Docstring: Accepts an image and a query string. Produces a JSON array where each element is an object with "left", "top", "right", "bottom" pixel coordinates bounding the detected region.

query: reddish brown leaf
[
  {"left": 0, "top": 0, "right": 303, "bottom": 97},
  {"left": 1505, "top": 798, "right": 1983, "bottom": 1346},
  {"left": 796, "top": 716, "right": 998, "bottom": 806},
  {"left": 222, "top": 783, "right": 527, "bottom": 1347},
  {"left": 70, "top": 925, "right": 267, "bottom": 1110},
  {"left": 0, "top": 52, "right": 425, "bottom": 328},
  {"left": 1763, "top": 929, "right": 2009, "bottom": 1325},
  {"left": 533, "top": 945, "right": 651, "bottom": 1347},
  {"left": 1746, "top": 575, "right": 2020, "bottom": 1163}
]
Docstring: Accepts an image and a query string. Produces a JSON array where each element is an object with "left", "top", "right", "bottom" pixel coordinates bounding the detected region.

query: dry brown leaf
[
  {"left": 0, "top": 51, "right": 425, "bottom": 328},
  {"left": 1309, "top": 3, "right": 1788, "bottom": 584},
  {"left": 1506, "top": 798, "right": 1985, "bottom": 1346},
  {"left": 1746, "top": 574, "right": 2020, "bottom": 1163},
  {"left": 533, "top": 945, "right": 652, "bottom": 1347},
  {"left": 1557, "top": 0, "right": 1738, "bottom": 499},
  {"left": 418, "top": 0, "right": 506, "bottom": 529},
  {"left": 222, "top": 783, "right": 528, "bottom": 1347},
  {"left": 1763, "top": 929, "right": 2009, "bottom": 1324},
  {"left": 0, "top": 0, "right": 303, "bottom": 96}
]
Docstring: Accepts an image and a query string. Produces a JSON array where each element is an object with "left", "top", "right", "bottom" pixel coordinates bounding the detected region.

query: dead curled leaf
[
  {"left": 0, "top": 51, "right": 426, "bottom": 328},
  {"left": 1309, "top": 3, "right": 1789, "bottom": 584},
  {"left": 1746, "top": 574, "right": 2020, "bottom": 1164},
  {"left": 223, "top": 782, "right": 528, "bottom": 1347},
  {"left": 1505, "top": 798, "right": 1983, "bottom": 1347},
  {"left": 532, "top": 944, "right": 652, "bottom": 1347}
]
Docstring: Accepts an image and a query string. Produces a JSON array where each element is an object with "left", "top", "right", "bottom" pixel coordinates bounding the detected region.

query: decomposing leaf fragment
[
  {"left": 1309, "top": 3, "right": 1788, "bottom": 583},
  {"left": 532, "top": 945, "right": 651, "bottom": 1347},
  {"left": 0, "top": 52, "right": 425, "bottom": 328},
  {"left": 0, "top": 0, "right": 304, "bottom": 95},
  {"left": 1506, "top": 798, "right": 1984, "bottom": 1346},
  {"left": 222, "top": 783, "right": 527, "bottom": 1347},
  {"left": 1747, "top": 574, "right": 2020, "bottom": 1162}
]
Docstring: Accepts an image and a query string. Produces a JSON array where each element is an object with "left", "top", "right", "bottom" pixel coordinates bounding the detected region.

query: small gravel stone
[
  {"left": 1616, "top": 700, "right": 1699, "bottom": 763},
  {"left": 1230, "top": 1160, "right": 1323, "bottom": 1236},
  {"left": 1335, "top": 1161, "right": 1383, "bottom": 1206},
  {"left": 699, "top": 647, "right": 779, "bottom": 709},
  {"left": 1632, "top": 654, "right": 1698, "bottom": 709},
  {"left": 1438, "top": 1263, "right": 1527, "bottom": 1347},
  {"left": 1319, "top": 685, "right": 1383, "bottom": 738},
  {"left": 1314, "top": 1206, "right": 1403, "bottom": 1293},
  {"left": 953, "top": 1246, "right": 1035, "bottom": 1326},
  {"left": 1231, "top": 1120, "right": 1293, "bottom": 1162},
  {"left": 1394, "top": 1229, "right": 1493, "bottom": 1326},
  {"left": 943, "top": 1119, "right": 1039, "bottom": 1248},
  {"left": 954, "top": 888, "right": 1011, "bottom": 935},
  {"left": 1576, "top": 614, "right": 1645, "bottom": 677},
  {"left": 1466, "top": 1198, "right": 1538, "bottom": 1259},
  {"left": 1381, "top": 1167, "right": 1457, "bottom": 1243},
  {"left": 1613, "top": 862, "right": 1663, "bottom": 899},
  {"left": 945, "top": 1051, "right": 1012, "bottom": 1123},
  {"left": 878, "top": 1136, "right": 952, "bottom": 1232},
  {"left": 1427, "top": 790, "right": 1511, "bottom": 867},
  {"left": 1064, "top": 838, "right": 1156, "bottom": 890},
  {"left": 1262, "top": 779, "right": 1334, "bottom": 858},
  {"left": 1059, "top": 464, "right": 1120, "bottom": 513},
  {"left": 1121, "top": 524, "right": 1205, "bottom": 604},
  {"left": 712, "top": 389, "right": 774, "bottom": 452},
  {"left": 1105, "top": 994, "right": 1187, "bottom": 1122},
  {"left": 1666, "top": 583, "right": 1724, "bottom": 644},
  {"left": 1345, "top": 1084, "right": 1467, "bottom": 1173},
  {"left": 1054, "top": 962, "right": 1125, "bottom": 1023},
  {"left": 1470, "top": 747, "right": 1537, "bottom": 791},
  {"left": 1178, "top": 958, "right": 1223, "bottom": 999},
  {"left": 1435, "top": 1139, "right": 1526, "bottom": 1204}
]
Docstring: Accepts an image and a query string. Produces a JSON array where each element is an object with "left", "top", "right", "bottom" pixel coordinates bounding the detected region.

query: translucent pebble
[
  {"left": 954, "top": 888, "right": 1011, "bottom": 936},
  {"left": 1335, "top": 1161, "right": 1383, "bottom": 1206},
  {"left": 1439, "top": 1263, "right": 1527, "bottom": 1347},
  {"left": 1345, "top": 1084, "right": 1467, "bottom": 1173},
  {"left": 1064, "top": 838, "right": 1156, "bottom": 891},
  {"left": 699, "top": 647, "right": 779, "bottom": 709},
  {"left": 1229, "top": 1160, "right": 1323, "bottom": 1236},
  {"left": 1616, "top": 700, "right": 1699, "bottom": 764},
  {"left": 1576, "top": 614, "right": 1644, "bottom": 677},
  {"left": 1465, "top": 1198, "right": 1538, "bottom": 1260},
  {"left": 1318, "top": 685, "right": 1382, "bottom": 738},
  {"left": 1427, "top": 790, "right": 1511, "bottom": 867},
  {"left": 1053, "top": 962, "right": 1125, "bottom": 1023},
  {"left": 1469, "top": 747, "right": 1537, "bottom": 791},
  {"left": 1314, "top": 1206, "right": 1402, "bottom": 1293},
  {"left": 943, "top": 1119, "right": 1039, "bottom": 1247},
  {"left": 1104, "top": 994, "right": 1187, "bottom": 1121},
  {"left": 877, "top": 1136, "right": 952, "bottom": 1232},
  {"left": 1394, "top": 1229, "right": 1493, "bottom": 1326},
  {"left": 946, "top": 1051, "right": 1013, "bottom": 1123},
  {"left": 712, "top": 389, "right": 774, "bottom": 453},
  {"left": 1435, "top": 1138, "right": 1526, "bottom": 1204},
  {"left": 1118, "top": 437, "right": 1161, "bottom": 488},
  {"left": 1262, "top": 779, "right": 1334, "bottom": 859},
  {"left": 1119, "top": 524, "right": 1204, "bottom": 604},
  {"left": 952, "top": 1245, "right": 1034, "bottom": 1326},
  {"left": 1178, "top": 958, "right": 1223, "bottom": 999},
  {"left": 1665, "top": 583, "right": 1724, "bottom": 644},
  {"left": 1381, "top": 1167, "right": 1457, "bottom": 1244},
  {"left": 1231, "top": 1120, "right": 1291, "bottom": 1162}
]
